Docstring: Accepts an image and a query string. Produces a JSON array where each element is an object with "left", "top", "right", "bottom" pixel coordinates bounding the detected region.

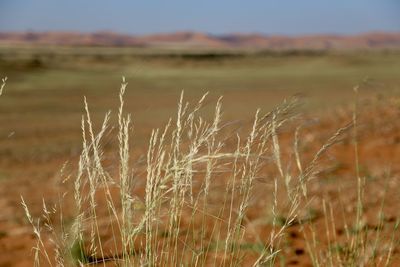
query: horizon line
[{"left": 1, "top": 30, "right": 400, "bottom": 37}]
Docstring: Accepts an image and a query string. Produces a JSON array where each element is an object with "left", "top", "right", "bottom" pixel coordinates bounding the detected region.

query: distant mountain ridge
[{"left": 1, "top": 31, "right": 400, "bottom": 50}]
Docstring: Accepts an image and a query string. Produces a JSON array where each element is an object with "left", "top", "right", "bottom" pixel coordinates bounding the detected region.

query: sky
[{"left": 0, "top": 0, "right": 399, "bottom": 35}]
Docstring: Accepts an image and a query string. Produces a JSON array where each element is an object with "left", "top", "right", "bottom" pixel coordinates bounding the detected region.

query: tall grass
[{"left": 21, "top": 78, "right": 398, "bottom": 266}]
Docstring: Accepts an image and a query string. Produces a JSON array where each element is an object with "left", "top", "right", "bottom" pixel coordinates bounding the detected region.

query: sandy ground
[{"left": 0, "top": 93, "right": 399, "bottom": 266}]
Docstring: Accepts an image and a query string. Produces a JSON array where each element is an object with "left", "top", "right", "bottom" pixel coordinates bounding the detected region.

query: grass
[
  {"left": 20, "top": 79, "right": 297, "bottom": 266},
  {"left": 2, "top": 47, "right": 400, "bottom": 98},
  {"left": 19, "top": 76, "right": 399, "bottom": 266},
  {"left": 1, "top": 48, "right": 399, "bottom": 265},
  {"left": 0, "top": 76, "right": 6, "bottom": 96}
]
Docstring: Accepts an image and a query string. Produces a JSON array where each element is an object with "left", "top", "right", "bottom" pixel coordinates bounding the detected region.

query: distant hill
[{"left": 1, "top": 31, "right": 400, "bottom": 50}]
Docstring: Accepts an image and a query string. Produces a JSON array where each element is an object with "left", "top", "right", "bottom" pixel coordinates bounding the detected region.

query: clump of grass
[{"left": 22, "top": 78, "right": 376, "bottom": 266}]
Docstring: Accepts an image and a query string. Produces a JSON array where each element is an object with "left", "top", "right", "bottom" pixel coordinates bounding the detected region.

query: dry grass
[
  {"left": 0, "top": 77, "right": 6, "bottom": 96},
  {"left": 299, "top": 87, "right": 399, "bottom": 267},
  {"left": 21, "top": 78, "right": 399, "bottom": 266}
]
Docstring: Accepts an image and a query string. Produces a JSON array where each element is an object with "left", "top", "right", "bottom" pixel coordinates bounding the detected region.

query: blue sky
[{"left": 0, "top": 0, "right": 399, "bottom": 35}]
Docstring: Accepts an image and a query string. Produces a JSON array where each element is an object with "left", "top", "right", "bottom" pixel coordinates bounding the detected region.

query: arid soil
[{"left": 0, "top": 93, "right": 399, "bottom": 266}]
